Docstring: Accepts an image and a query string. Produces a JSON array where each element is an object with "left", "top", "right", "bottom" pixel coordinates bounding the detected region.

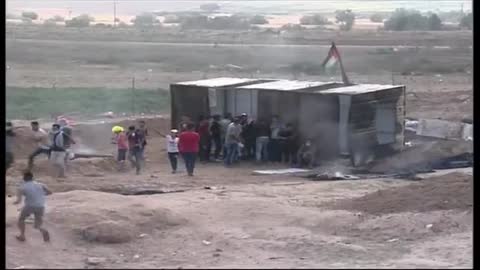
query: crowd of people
[
  {"left": 5, "top": 114, "right": 320, "bottom": 242},
  {"left": 149, "top": 112, "right": 320, "bottom": 176}
]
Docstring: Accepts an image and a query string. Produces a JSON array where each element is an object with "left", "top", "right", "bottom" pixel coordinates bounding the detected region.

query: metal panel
[
  {"left": 375, "top": 103, "right": 396, "bottom": 144},
  {"left": 225, "top": 89, "right": 258, "bottom": 118},
  {"left": 338, "top": 95, "right": 351, "bottom": 155},
  {"left": 238, "top": 80, "right": 339, "bottom": 91},
  {"left": 176, "top": 77, "right": 261, "bottom": 88}
]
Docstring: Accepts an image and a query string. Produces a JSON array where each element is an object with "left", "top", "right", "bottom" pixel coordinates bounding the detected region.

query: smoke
[{"left": 72, "top": 143, "right": 98, "bottom": 155}]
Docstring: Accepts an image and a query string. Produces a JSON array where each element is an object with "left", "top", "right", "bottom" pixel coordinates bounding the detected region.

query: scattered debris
[
  {"left": 305, "top": 172, "right": 360, "bottom": 181},
  {"left": 252, "top": 168, "right": 311, "bottom": 176},
  {"left": 86, "top": 257, "right": 107, "bottom": 265},
  {"left": 416, "top": 119, "right": 472, "bottom": 141},
  {"left": 70, "top": 153, "right": 114, "bottom": 160}
]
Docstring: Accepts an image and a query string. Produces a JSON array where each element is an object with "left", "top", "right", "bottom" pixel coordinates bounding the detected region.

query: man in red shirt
[{"left": 178, "top": 123, "right": 200, "bottom": 176}]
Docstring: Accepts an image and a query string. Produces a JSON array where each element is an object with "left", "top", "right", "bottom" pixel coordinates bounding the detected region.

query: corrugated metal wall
[
  {"left": 348, "top": 87, "right": 405, "bottom": 165},
  {"left": 170, "top": 84, "right": 210, "bottom": 128}
]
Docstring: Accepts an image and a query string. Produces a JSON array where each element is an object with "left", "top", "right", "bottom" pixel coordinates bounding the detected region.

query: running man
[
  {"left": 127, "top": 126, "right": 144, "bottom": 175},
  {"left": 14, "top": 171, "right": 52, "bottom": 242},
  {"left": 27, "top": 121, "right": 50, "bottom": 170},
  {"left": 50, "top": 124, "right": 67, "bottom": 178}
]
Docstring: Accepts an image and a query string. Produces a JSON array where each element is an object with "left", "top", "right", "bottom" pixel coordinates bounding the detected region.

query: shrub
[
  {"left": 180, "top": 15, "right": 250, "bottom": 30},
  {"left": 428, "top": 14, "right": 443, "bottom": 31},
  {"left": 370, "top": 13, "right": 384, "bottom": 23},
  {"left": 22, "top": 11, "right": 38, "bottom": 20},
  {"left": 250, "top": 15, "right": 268, "bottom": 25},
  {"left": 65, "top": 14, "right": 94, "bottom": 27},
  {"left": 52, "top": 15, "right": 65, "bottom": 22},
  {"left": 163, "top": 14, "right": 181, "bottom": 23},
  {"left": 43, "top": 19, "right": 57, "bottom": 26},
  {"left": 131, "top": 13, "right": 161, "bottom": 28},
  {"left": 300, "top": 14, "right": 331, "bottom": 25},
  {"left": 384, "top": 9, "right": 444, "bottom": 31},
  {"left": 459, "top": 13, "right": 472, "bottom": 29},
  {"left": 200, "top": 3, "right": 220, "bottom": 13},
  {"left": 280, "top": 23, "right": 305, "bottom": 31},
  {"left": 335, "top": 9, "right": 355, "bottom": 31}
]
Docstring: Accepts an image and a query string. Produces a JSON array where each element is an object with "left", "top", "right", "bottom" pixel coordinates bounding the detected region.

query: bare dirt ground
[
  {"left": 5, "top": 117, "right": 473, "bottom": 269},
  {"left": 5, "top": 23, "right": 473, "bottom": 268}
]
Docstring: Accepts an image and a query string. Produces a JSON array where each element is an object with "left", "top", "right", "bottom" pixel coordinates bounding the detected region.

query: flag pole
[{"left": 332, "top": 42, "right": 351, "bottom": 85}]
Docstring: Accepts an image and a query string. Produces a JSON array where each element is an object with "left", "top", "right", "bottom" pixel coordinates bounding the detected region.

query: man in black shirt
[
  {"left": 255, "top": 119, "right": 270, "bottom": 162},
  {"left": 210, "top": 115, "right": 222, "bottom": 161}
]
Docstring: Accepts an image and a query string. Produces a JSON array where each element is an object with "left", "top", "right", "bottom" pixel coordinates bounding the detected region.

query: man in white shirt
[
  {"left": 27, "top": 121, "right": 50, "bottom": 170},
  {"left": 166, "top": 129, "right": 179, "bottom": 173},
  {"left": 224, "top": 117, "right": 242, "bottom": 166}
]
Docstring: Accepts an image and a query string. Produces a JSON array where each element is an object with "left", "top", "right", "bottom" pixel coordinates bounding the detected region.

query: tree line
[{"left": 8, "top": 8, "right": 473, "bottom": 31}]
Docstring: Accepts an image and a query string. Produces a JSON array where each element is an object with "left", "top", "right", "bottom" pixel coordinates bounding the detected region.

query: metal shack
[
  {"left": 170, "top": 77, "right": 406, "bottom": 165},
  {"left": 170, "top": 77, "right": 271, "bottom": 127},
  {"left": 316, "top": 84, "right": 406, "bottom": 166}
]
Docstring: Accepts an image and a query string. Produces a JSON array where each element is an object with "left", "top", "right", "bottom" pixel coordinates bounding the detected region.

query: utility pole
[
  {"left": 113, "top": 0, "right": 117, "bottom": 27},
  {"left": 131, "top": 76, "right": 135, "bottom": 116}
]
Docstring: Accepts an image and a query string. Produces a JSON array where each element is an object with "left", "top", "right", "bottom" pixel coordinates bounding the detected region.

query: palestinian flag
[
  {"left": 322, "top": 42, "right": 351, "bottom": 85},
  {"left": 323, "top": 46, "right": 340, "bottom": 74}
]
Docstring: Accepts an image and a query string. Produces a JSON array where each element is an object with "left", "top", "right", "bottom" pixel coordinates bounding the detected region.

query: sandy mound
[
  {"left": 341, "top": 210, "right": 472, "bottom": 242},
  {"left": 330, "top": 172, "right": 472, "bottom": 215},
  {"left": 8, "top": 157, "right": 118, "bottom": 178},
  {"left": 369, "top": 140, "right": 473, "bottom": 174},
  {"left": 47, "top": 190, "right": 187, "bottom": 244},
  {"left": 81, "top": 220, "right": 135, "bottom": 244}
]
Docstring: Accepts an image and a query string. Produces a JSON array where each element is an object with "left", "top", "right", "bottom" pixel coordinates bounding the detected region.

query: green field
[{"left": 6, "top": 87, "right": 170, "bottom": 120}]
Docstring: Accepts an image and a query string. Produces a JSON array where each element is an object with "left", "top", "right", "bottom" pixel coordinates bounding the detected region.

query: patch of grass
[{"left": 6, "top": 87, "right": 170, "bottom": 120}]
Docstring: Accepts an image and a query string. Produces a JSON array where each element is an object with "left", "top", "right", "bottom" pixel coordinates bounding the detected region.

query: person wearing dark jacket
[
  {"left": 241, "top": 120, "right": 257, "bottom": 160},
  {"left": 210, "top": 115, "right": 222, "bottom": 161},
  {"left": 255, "top": 119, "right": 270, "bottom": 162},
  {"left": 197, "top": 115, "right": 211, "bottom": 162}
]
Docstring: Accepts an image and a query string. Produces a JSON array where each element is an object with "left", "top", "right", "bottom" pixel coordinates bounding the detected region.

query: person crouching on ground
[
  {"left": 112, "top": 126, "right": 128, "bottom": 172},
  {"left": 297, "top": 139, "right": 317, "bottom": 169},
  {"left": 166, "top": 129, "right": 180, "bottom": 174},
  {"left": 14, "top": 171, "right": 52, "bottom": 242},
  {"left": 50, "top": 124, "right": 67, "bottom": 178},
  {"left": 127, "top": 126, "right": 143, "bottom": 175},
  {"left": 178, "top": 123, "right": 200, "bottom": 176}
]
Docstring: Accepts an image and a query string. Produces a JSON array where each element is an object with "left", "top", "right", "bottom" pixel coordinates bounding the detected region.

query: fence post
[{"left": 131, "top": 76, "right": 135, "bottom": 116}]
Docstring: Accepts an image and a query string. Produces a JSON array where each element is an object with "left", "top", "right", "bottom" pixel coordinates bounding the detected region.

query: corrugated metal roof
[
  {"left": 317, "top": 84, "right": 404, "bottom": 95},
  {"left": 175, "top": 77, "right": 261, "bottom": 88},
  {"left": 237, "top": 80, "right": 338, "bottom": 91}
]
